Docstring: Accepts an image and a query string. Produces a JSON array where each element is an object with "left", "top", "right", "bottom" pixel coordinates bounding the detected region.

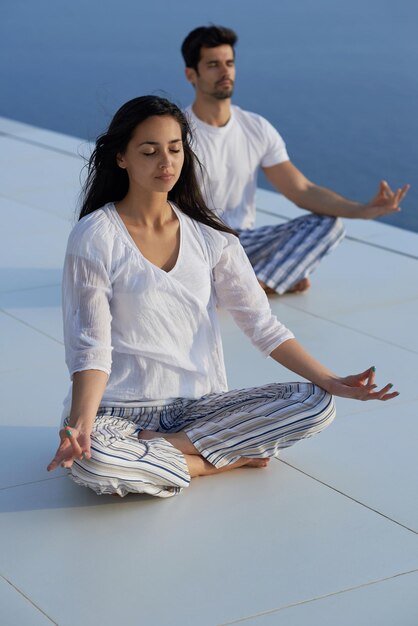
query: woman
[{"left": 47, "top": 96, "right": 398, "bottom": 497}]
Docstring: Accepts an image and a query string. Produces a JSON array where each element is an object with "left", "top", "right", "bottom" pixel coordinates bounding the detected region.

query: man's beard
[
  {"left": 213, "top": 89, "right": 234, "bottom": 100},
  {"left": 212, "top": 85, "right": 234, "bottom": 100}
]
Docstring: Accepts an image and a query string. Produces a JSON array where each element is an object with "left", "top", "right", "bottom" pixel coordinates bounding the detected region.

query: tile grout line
[
  {"left": 1, "top": 573, "right": 59, "bottom": 625},
  {"left": 0, "top": 130, "right": 86, "bottom": 159},
  {"left": 0, "top": 308, "right": 64, "bottom": 345},
  {"left": 279, "top": 459, "right": 417, "bottom": 535},
  {"left": 331, "top": 395, "right": 418, "bottom": 420},
  {"left": 345, "top": 235, "right": 418, "bottom": 261},
  {"left": 281, "top": 300, "right": 418, "bottom": 356},
  {"left": 0, "top": 191, "right": 76, "bottom": 224},
  {"left": 218, "top": 568, "right": 418, "bottom": 625},
  {"left": 0, "top": 282, "right": 61, "bottom": 296},
  {"left": 0, "top": 476, "right": 66, "bottom": 492}
]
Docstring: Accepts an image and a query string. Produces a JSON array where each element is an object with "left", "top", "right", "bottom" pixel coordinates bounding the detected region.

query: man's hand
[{"left": 357, "top": 180, "right": 410, "bottom": 220}]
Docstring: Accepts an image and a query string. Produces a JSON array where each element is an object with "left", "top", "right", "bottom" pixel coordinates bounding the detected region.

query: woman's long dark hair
[{"left": 79, "top": 95, "right": 236, "bottom": 235}]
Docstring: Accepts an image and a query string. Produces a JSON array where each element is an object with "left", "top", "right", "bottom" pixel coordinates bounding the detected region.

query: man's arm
[{"left": 263, "top": 160, "right": 410, "bottom": 220}]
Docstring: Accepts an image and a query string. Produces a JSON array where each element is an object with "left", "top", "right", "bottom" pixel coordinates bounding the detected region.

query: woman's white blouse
[{"left": 62, "top": 203, "right": 294, "bottom": 408}]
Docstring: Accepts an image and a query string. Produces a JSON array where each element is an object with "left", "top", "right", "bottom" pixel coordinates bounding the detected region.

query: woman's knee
[
  {"left": 291, "top": 385, "right": 336, "bottom": 434},
  {"left": 69, "top": 438, "right": 190, "bottom": 497},
  {"left": 310, "top": 390, "right": 336, "bottom": 434},
  {"left": 322, "top": 392, "right": 336, "bottom": 425}
]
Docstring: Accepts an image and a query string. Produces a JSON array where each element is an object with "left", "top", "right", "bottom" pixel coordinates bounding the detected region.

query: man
[{"left": 181, "top": 25, "right": 409, "bottom": 294}]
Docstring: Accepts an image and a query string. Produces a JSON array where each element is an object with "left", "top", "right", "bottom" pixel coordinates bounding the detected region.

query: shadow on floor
[{"left": 0, "top": 426, "right": 161, "bottom": 512}]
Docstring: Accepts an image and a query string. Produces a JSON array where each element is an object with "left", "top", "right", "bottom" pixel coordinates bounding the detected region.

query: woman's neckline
[{"left": 109, "top": 201, "right": 183, "bottom": 275}]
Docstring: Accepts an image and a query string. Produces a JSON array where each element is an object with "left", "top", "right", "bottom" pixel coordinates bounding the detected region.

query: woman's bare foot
[
  {"left": 245, "top": 458, "right": 270, "bottom": 468},
  {"left": 185, "top": 455, "right": 270, "bottom": 478},
  {"left": 138, "top": 431, "right": 271, "bottom": 478}
]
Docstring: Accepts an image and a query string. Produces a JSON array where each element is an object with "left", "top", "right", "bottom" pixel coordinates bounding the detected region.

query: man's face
[{"left": 187, "top": 44, "right": 235, "bottom": 100}]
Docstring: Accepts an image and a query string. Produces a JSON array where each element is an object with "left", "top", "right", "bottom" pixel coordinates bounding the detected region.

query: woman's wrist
[
  {"left": 68, "top": 414, "right": 95, "bottom": 433},
  {"left": 313, "top": 373, "right": 339, "bottom": 395}
]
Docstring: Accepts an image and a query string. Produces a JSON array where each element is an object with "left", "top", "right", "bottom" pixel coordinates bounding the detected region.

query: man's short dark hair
[{"left": 181, "top": 25, "right": 238, "bottom": 71}]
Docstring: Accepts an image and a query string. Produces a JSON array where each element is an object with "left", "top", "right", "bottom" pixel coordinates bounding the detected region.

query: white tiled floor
[
  {"left": 0, "top": 312, "right": 63, "bottom": 373},
  {"left": 0, "top": 284, "right": 63, "bottom": 343},
  {"left": 1, "top": 118, "right": 417, "bottom": 626},
  {"left": 279, "top": 242, "right": 418, "bottom": 352},
  {"left": 0, "top": 198, "right": 68, "bottom": 292},
  {"left": 222, "top": 305, "right": 418, "bottom": 410},
  {"left": 1, "top": 465, "right": 417, "bottom": 626},
  {"left": 225, "top": 571, "right": 418, "bottom": 626},
  {"left": 0, "top": 577, "right": 53, "bottom": 626},
  {"left": 281, "top": 400, "right": 418, "bottom": 532}
]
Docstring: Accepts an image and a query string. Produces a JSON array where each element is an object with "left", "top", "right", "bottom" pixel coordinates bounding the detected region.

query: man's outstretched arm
[{"left": 264, "top": 160, "right": 410, "bottom": 220}]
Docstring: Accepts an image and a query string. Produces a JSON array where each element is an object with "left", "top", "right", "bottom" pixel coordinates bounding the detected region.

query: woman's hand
[
  {"left": 327, "top": 367, "right": 399, "bottom": 401},
  {"left": 47, "top": 426, "right": 91, "bottom": 472},
  {"left": 47, "top": 370, "right": 107, "bottom": 472},
  {"left": 270, "top": 341, "right": 399, "bottom": 402}
]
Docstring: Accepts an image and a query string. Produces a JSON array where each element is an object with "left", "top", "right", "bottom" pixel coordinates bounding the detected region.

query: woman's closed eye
[{"left": 142, "top": 149, "right": 181, "bottom": 157}]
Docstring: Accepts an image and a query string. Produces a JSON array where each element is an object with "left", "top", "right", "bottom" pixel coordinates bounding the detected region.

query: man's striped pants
[{"left": 238, "top": 214, "right": 345, "bottom": 294}]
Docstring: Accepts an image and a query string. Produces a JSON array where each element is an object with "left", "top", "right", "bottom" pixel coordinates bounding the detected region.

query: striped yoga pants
[
  {"left": 67, "top": 382, "right": 336, "bottom": 498},
  {"left": 238, "top": 214, "right": 345, "bottom": 294}
]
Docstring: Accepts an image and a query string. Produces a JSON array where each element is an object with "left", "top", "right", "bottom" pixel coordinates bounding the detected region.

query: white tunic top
[
  {"left": 186, "top": 105, "right": 289, "bottom": 229},
  {"left": 62, "top": 203, "right": 294, "bottom": 411}
]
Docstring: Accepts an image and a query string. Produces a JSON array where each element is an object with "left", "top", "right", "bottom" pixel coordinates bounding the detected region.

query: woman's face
[{"left": 117, "top": 115, "right": 185, "bottom": 194}]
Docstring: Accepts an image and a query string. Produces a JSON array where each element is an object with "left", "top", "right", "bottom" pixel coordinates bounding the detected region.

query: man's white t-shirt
[{"left": 186, "top": 105, "right": 289, "bottom": 230}]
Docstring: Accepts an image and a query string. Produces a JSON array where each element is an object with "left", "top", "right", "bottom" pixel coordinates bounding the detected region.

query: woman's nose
[{"left": 159, "top": 152, "right": 172, "bottom": 169}]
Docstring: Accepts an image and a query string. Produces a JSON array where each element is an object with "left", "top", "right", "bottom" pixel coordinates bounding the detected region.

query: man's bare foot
[
  {"left": 258, "top": 280, "right": 277, "bottom": 295},
  {"left": 286, "top": 277, "right": 311, "bottom": 293},
  {"left": 258, "top": 277, "right": 311, "bottom": 295}
]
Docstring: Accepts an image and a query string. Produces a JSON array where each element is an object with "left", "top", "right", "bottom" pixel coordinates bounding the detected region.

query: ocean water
[{"left": 1, "top": 0, "right": 417, "bottom": 232}]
